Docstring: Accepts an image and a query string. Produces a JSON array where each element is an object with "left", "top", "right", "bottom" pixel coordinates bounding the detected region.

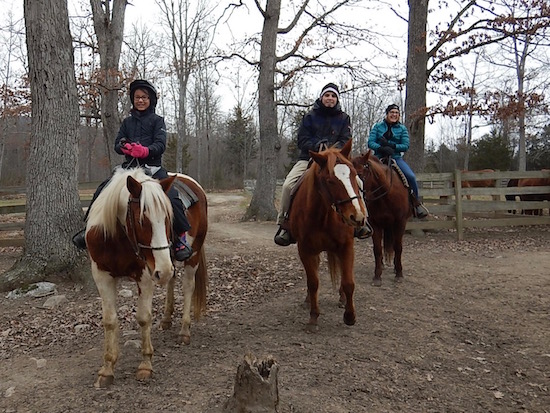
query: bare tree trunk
[
  {"left": 244, "top": 0, "right": 281, "bottom": 221},
  {"left": 405, "top": 0, "right": 429, "bottom": 173},
  {"left": 463, "top": 53, "right": 480, "bottom": 171},
  {"left": 0, "top": 0, "right": 91, "bottom": 292},
  {"left": 90, "top": 0, "right": 126, "bottom": 171}
]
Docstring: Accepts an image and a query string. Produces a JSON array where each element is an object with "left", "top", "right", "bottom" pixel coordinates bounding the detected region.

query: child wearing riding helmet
[{"left": 73, "top": 79, "right": 193, "bottom": 261}]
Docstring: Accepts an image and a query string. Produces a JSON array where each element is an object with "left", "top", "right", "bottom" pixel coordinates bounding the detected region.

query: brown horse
[
  {"left": 460, "top": 169, "right": 496, "bottom": 200},
  {"left": 86, "top": 168, "right": 208, "bottom": 388},
  {"left": 518, "top": 170, "right": 550, "bottom": 215},
  {"left": 352, "top": 152, "right": 411, "bottom": 286},
  {"left": 288, "top": 139, "right": 366, "bottom": 329}
]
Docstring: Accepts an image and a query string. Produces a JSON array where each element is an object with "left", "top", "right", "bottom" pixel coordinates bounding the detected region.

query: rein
[
  {"left": 361, "top": 160, "right": 394, "bottom": 202},
  {"left": 124, "top": 196, "right": 172, "bottom": 261}
]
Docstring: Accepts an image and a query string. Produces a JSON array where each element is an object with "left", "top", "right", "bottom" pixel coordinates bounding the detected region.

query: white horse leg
[
  {"left": 160, "top": 275, "right": 176, "bottom": 330},
  {"left": 179, "top": 262, "right": 197, "bottom": 345},
  {"left": 135, "top": 274, "right": 155, "bottom": 381},
  {"left": 92, "top": 264, "right": 119, "bottom": 388}
]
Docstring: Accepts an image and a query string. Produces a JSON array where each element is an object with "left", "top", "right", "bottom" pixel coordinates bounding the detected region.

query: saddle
[
  {"left": 172, "top": 179, "right": 199, "bottom": 209},
  {"left": 381, "top": 157, "right": 422, "bottom": 210}
]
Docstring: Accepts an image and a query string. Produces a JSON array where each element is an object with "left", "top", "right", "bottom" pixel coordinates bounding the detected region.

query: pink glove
[
  {"left": 121, "top": 143, "right": 133, "bottom": 155},
  {"left": 129, "top": 143, "right": 149, "bottom": 159}
]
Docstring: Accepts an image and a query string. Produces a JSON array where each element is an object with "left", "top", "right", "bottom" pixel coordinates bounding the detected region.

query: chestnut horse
[
  {"left": 86, "top": 167, "right": 208, "bottom": 387},
  {"left": 460, "top": 169, "right": 496, "bottom": 200},
  {"left": 288, "top": 139, "right": 367, "bottom": 329},
  {"left": 352, "top": 152, "right": 411, "bottom": 286}
]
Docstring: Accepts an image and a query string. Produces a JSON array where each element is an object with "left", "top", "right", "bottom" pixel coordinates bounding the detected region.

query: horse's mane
[{"left": 87, "top": 168, "right": 173, "bottom": 238}]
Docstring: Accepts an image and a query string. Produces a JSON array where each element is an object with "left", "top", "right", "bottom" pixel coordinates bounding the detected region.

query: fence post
[{"left": 454, "top": 170, "right": 464, "bottom": 241}]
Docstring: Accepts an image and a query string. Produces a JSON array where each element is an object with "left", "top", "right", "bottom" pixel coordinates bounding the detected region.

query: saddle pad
[
  {"left": 390, "top": 159, "right": 410, "bottom": 188},
  {"left": 172, "top": 179, "right": 199, "bottom": 209}
]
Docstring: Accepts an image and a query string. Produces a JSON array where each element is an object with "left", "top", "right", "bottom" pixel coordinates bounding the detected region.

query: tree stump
[{"left": 222, "top": 352, "right": 279, "bottom": 413}]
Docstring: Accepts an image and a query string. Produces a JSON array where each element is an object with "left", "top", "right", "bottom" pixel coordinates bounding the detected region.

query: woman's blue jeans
[{"left": 395, "top": 157, "right": 419, "bottom": 198}]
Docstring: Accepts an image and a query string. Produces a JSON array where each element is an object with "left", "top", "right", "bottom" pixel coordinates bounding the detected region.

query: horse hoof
[
  {"left": 94, "top": 374, "right": 114, "bottom": 388},
  {"left": 136, "top": 368, "right": 152, "bottom": 382},
  {"left": 177, "top": 334, "right": 191, "bottom": 345},
  {"left": 160, "top": 320, "right": 172, "bottom": 330},
  {"left": 371, "top": 278, "right": 382, "bottom": 287},
  {"left": 344, "top": 313, "right": 356, "bottom": 326},
  {"left": 305, "top": 323, "right": 318, "bottom": 333},
  {"left": 394, "top": 275, "right": 404, "bottom": 283}
]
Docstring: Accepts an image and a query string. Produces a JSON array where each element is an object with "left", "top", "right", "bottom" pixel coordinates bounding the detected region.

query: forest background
[
  {"left": 1, "top": 0, "right": 550, "bottom": 293},
  {"left": 2, "top": 0, "right": 550, "bottom": 191}
]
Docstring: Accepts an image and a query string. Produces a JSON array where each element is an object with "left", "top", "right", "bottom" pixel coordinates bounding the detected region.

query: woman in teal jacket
[{"left": 368, "top": 104, "right": 428, "bottom": 218}]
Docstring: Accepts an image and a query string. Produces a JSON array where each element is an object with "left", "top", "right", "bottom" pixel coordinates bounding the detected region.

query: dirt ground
[{"left": 1, "top": 191, "right": 549, "bottom": 413}]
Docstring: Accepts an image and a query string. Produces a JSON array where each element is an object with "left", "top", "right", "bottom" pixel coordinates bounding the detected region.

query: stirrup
[
  {"left": 354, "top": 223, "right": 373, "bottom": 239},
  {"left": 414, "top": 204, "right": 429, "bottom": 219},
  {"left": 274, "top": 227, "right": 292, "bottom": 246},
  {"left": 174, "top": 240, "right": 193, "bottom": 261},
  {"left": 72, "top": 229, "right": 87, "bottom": 250}
]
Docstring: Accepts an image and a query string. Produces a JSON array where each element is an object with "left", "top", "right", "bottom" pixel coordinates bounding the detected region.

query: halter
[{"left": 124, "top": 196, "right": 172, "bottom": 261}]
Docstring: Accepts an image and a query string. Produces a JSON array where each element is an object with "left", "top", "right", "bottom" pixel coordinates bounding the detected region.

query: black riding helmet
[{"left": 129, "top": 79, "right": 158, "bottom": 109}]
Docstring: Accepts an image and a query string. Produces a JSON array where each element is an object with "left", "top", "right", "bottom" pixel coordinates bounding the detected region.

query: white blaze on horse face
[
  {"left": 149, "top": 214, "right": 174, "bottom": 285},
  {"left": 334, "top": 163, "right": 366, "bottom": 222}
]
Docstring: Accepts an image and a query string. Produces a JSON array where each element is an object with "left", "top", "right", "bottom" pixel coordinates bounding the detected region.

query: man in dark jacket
[
  {"left": 73, "top": 80, "right": 192, "bottom": 261},
  {"left": 274, "top": 82, "right": 372, "bottom": 246}
]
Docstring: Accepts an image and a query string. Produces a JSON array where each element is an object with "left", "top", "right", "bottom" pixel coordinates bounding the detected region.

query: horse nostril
[{"left": 154, "top": 271, "right": 160, "bottom": 281}]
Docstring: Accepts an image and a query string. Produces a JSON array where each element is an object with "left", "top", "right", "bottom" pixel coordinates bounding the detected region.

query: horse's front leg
[
  {"left": 339, "top": 245, "right": 356, "bottom": 326},
  {"left": 160, "top": 275, "right": 176, "bottom": 330},
  {"left": 298, "top": 250, "right": 320, "bottom": 331},
  {"left": 92, "top": 266, "right": 119, "bottom": 388},
  {"left": 371, "top": 228, "right": 384, "bottom": 287},
  {"left": 136, "top": 275, "right": 155, "bottom": 382},
  {"left": 178, "top": 263, "right": 197, "bottom": 345}
]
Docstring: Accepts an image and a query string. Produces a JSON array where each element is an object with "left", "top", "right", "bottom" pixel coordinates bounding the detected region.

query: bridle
[
  {"left": 360, "top": 159, "right": 394, "bottom": 202},
  {"left": 123, "top": 196, "right": 172, "bottom": 261},
  {"left": 318, "top": 160, "right": 361, "bottom": 218}
]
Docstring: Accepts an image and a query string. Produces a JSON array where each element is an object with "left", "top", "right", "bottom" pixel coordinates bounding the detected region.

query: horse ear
[
  {"left": 160, "top": 175, "right": 177, "bottom": 194},
  {"left": 340, "top": 139, "right": 352, "bottom": 158},
  {"left": 310, "top": 150, "right": 327, "bottom": 167},
  {"left": 127, "top": 176, "right": 143, "bottom": 198}
]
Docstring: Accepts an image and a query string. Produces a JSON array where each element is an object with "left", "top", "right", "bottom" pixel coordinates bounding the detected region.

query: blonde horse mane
[{"left": 86, "top": 168, "right": 173, "bottom": 238}]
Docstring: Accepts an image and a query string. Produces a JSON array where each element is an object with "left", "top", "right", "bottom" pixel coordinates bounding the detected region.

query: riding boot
[
  {"left": 274, "top": 226, "right": 292, "bottom": 247},
  {"left": 354, "top": 220, "right": 373, "bottom": 239},
  {"left": 174, "top": 232, "right": 193, "bottom": 261},
  {"left": 72, "top": 229, "right": 87, "bottom": 250},
  {"left": 410, "top": 191, "right": 429, "bottom": 219}
]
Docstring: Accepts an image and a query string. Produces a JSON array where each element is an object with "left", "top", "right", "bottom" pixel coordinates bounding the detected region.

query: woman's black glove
[
  {"left": 378, "top": 146, "right": 395, "bottom": 157},
  {"left": 379, "top": 137, "right": 396, "bottom": 149}
]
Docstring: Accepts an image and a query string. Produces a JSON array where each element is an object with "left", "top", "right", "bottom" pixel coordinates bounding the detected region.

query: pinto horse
[
  {"left": 352, "top": 152, "right": 411, "bottom": 286},
  {"left": 86, "top": 168, "right": 208, "bottom": 388},
  {"left": 288, "top": 139, "right": 367, "bottom": 329}
]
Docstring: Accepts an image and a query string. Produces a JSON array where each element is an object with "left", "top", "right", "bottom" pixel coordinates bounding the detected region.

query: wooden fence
[
  {"left": 413, "top": 170, "right": 550, "bottom": 240},
  {"left": 1, "top": 171, "right": 549, "bottom": 246}
]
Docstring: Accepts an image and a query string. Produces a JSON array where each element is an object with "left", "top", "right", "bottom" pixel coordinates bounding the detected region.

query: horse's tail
[
  {"left": 192, "top": 247, "right": 208, "bottom": 320},
  {"left": 327, "top": 252, "right": 341, "bottom": 289}
]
